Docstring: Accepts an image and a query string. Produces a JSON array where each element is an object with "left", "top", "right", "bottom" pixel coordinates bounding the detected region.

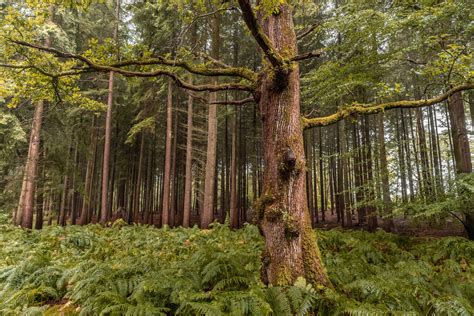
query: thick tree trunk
[
  {"left": 448, "top": 92, "right": 472, "bottom": 174},
  {"left": 255, "top": 5, "right": 330, "bottom": 287},
  {"left": 447, "top": 91, "right": 473, "bottom": 239}
]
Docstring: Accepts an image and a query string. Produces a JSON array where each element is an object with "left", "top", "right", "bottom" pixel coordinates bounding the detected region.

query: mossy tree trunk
[{"left": 255, "top": 5, "right": 330, "bottom": 287}]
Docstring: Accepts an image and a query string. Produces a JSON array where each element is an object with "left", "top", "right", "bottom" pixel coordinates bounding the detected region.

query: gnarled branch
[
  {"left": 11, "top": 39, "right": 257, "bottom": 81},
  {"left": 9, "top": 39, "right": 255, "bottom": 93},
  {"left": 302, "top": 83, "right": 474, "bottom": 129},
  {"left": 237, "top": 0, "right": 287, "bottom": 69}
]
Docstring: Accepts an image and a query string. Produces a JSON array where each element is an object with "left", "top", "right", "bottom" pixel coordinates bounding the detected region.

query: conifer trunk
[
  {"left": 230, "top": 106, "right": 239, "bottom": 228},
  {"left": 162, "top": 80, "right": 173, "bottom": 226},
  {"left": 447, "top": 91, "right": 473, "bottom": 239},
  {"left": 378, "top": 112, "right": 393, "bottom": 230},
  {"left": 20, "top": 100, "right": 44, "bottom": 229},
  {"left": 183, "top": 77, "right": 194, "bottom": 228},
  {"left": 255, "top": 4, "right": 330, "bottom": 287},
  {"left": 201, "top": 13, "right": 220, "bottom": 228}
]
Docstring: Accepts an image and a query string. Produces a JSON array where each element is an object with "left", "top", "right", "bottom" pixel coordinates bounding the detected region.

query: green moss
[
  {"left": 254, "top": 193, "right": 276, "bottom": 221},
  {"left": 266, "top": 204, "right": 283, "bottom": 221},
  {"left": 301, "top": 226, "right": 332, "bottom": 288},
  {"left": 282, "top": 211, "right": 300, "bottom": 239},
  {"left": 276, "top": 263, "right": 294, "bottom": 286}
]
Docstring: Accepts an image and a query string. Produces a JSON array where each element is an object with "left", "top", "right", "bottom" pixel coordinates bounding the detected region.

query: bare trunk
[
  {"left": 230, "top": 106, "right": 238, "bottom": 228},
  {"left": 201, "top": 13, "right": 220, "bottom": 228},
  {"left": 79, "top": 118, "right": 97, "bottom": 225},
  {"left": 100, "top": 0, "right": 119, "bottom": 224},
  {"left": 100, "top": 70, "right": 114, "bottom": 224},
  {"left": 170, "top": 108, "right": 179, "bottom": 227},
  {"left": 134, "top": 134, "right": 145, "bottom": 222},
  {"left": 162, "top": 80, "right": 173, "bottom": 226},
  {"left": 183, "top": 77, "right": 194, "bottom": 228},
  {"left": 448, "top": 91, "right": 472, "bottom": 174},
  {"left": 377, "top": 112, "right": 393, "bottom": 231},
  {"left": 447, "top": 91, "right": 473, "bottom": 239},
  {"left": 21, "top": 100, "right": 44, "bottom": 229}
]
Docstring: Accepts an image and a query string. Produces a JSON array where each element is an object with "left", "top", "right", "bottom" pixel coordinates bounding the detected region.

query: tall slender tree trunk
[
  {"left": 134, "top": 134, "right": 145, "bottom": 222},
  {"left": 79, "top": 118, "right": 97, "bottom": 225},
  {"left": 318, "top": 128, "right": 324, "bottom": 222},
  {"left": 34, "top": 148, "right": 46, "bottom": 230},
  {"left": 378, "top": 112, "right": 393, "bottom": 231},
  {"left": 100, "top": 0, "right": 119, "bottom": 225},
  {"left": 416, "top": 107, "right": 433, "bottom": 199},
  {"left": 100, "top": 69, "right": 114, "bottom": 225},
  {"left": 255, "top": 4, "right": 330, "bottom": 287},
  {"left": 20, "top": 100, "right": 45, "bottom": 229},
  {"left": 201, "top": 13, "right": 220, "bottom": 228},
  {"left": 170, "top": 108, "right": 179, "bottom": 227},
  {"left": 162, "top": 80, "right": 173, "bottom": 226},
  {"left": 230, "top": 105, "right": 239, "bottom": 228},
  {"left": 428, "top": 106, "right": 442, "bottom": 194},
  {"left": 363, "top": 116, "right": 377, "bottom": 231},
  {"left": 59, "top": 143, "right": 72, "bottom": 226},
  {"left": 16, "top": 155, "right": 29, "bottom": 225},
  {"left": 183, "top": 76, "right": 194, "bottom": 228},
  {"left": 335, "top": 121, "right": 345, "bottom": 226}
]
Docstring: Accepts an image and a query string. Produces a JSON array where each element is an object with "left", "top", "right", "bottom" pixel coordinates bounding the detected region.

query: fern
[{"left": 0, "top": 221, "right": 472, "bottom": 315}]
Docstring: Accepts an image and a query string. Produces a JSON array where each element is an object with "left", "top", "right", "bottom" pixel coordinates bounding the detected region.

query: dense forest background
[
  {"left": 0, "top": 0, "right": 473, "bottom": 314},
  {"left": 1, "top": 0, "right": 473, "bottom": 233}
]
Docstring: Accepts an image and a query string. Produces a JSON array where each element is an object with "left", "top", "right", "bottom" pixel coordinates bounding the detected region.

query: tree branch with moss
[
  {"left": 6, "top": 39, "right": 257, "bottom": 93},
  {"left": 302, "top": 83, "right": 474, "bottom": 129}
]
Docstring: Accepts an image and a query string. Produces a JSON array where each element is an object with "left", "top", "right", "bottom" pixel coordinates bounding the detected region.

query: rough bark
[
  {"left": 20, "top": 100, "right": 44, "bottom": 229},
  {"left": 447, "top": 91, "right": 473, "bottom": 239},
  {"left": 253, "top": 4, "right": 330, "bottom": 287}
]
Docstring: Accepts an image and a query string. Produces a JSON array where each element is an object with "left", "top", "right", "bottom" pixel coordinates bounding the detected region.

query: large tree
[{"left": 2, "top": 0, "right": 473, "bottom": 287}]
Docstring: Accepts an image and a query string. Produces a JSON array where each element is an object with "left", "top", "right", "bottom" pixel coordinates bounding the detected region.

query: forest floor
[
  {"left": 0, "top": 216, "right": 472, "bottom": 315},
  {"left": 315, "top": 212, "right": 466, "bottom": 238}
]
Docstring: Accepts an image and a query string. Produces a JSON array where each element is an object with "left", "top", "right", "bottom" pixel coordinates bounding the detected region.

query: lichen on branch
[{"left": 302, "top": 83, "right": 474, "bottom": 129}]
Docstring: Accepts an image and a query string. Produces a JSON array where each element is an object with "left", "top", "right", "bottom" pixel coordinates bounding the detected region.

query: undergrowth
[{"left": 0, "top": 219, "right": 472, "bottom": 315}]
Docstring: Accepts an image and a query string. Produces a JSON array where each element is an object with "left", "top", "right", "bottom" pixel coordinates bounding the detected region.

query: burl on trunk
[{"left": 254, "top": 5, "right": 330, "bottom": 287}]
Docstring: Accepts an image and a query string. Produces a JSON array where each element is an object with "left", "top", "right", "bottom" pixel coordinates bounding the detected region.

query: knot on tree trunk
[
  {"left": 271, "top": 68, "right": 290, "bottom": 91},
  {"left": 279, "top": 147, "right": 297, "bottom": 179}
]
